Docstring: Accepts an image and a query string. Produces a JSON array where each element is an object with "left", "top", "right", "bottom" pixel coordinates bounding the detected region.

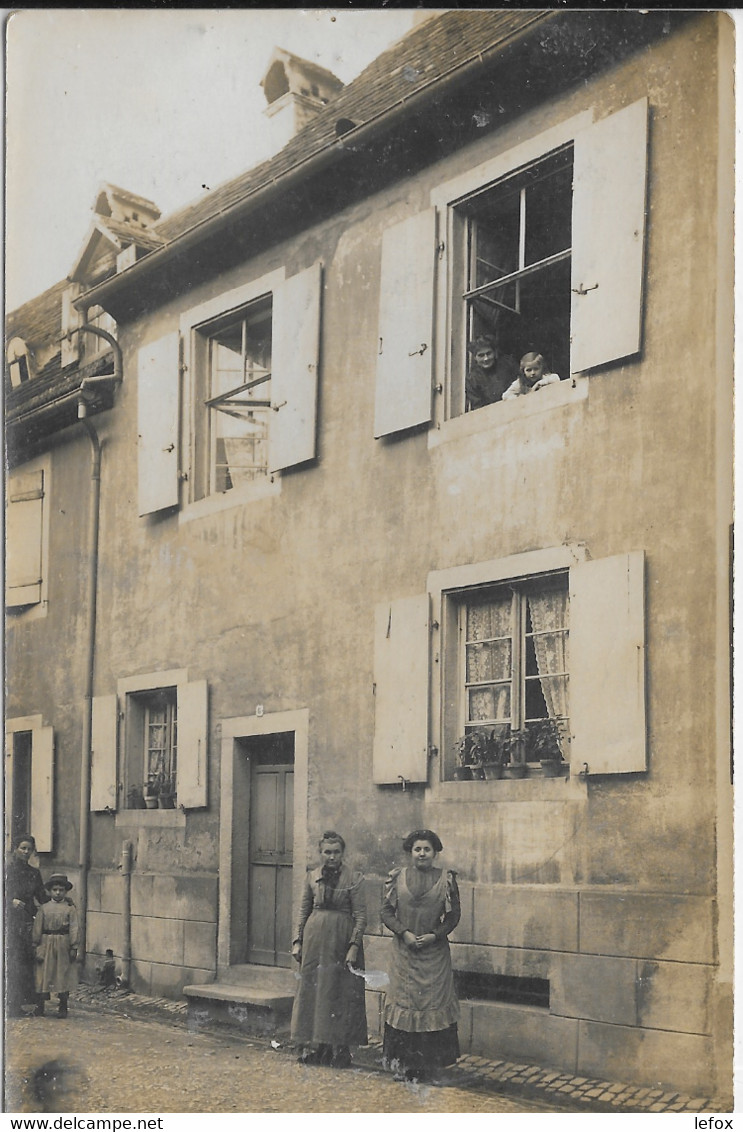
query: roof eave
[{"left": 75, "top": 11, "right": 553, "bottom": 315}]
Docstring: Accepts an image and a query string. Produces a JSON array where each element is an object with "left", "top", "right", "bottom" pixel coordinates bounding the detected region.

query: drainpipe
[
  {"left": 120, "top": 840, "right": 133, "bottom": 986},
  {"left": 75, "top": 324, "right": 122, "bottom": 966}
]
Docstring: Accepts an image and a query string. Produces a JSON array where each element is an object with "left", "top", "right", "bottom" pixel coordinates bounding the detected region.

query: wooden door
[{"left": 247, "top": 735, "right": 294, "bottom": 966}]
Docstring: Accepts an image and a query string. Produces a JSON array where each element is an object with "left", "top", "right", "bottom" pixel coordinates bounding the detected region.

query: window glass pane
[
  {"left": 467, "top": 638, "right": 511, "bottom": 682},
  {"left": 467, "top": 594, "right": 512, "bottom": 640},
  {"left": 468, "top": 684, "right": 511, "bottom": 723},
  {"left": 524, "top": 162, "right": 573, "bottom": 266}
]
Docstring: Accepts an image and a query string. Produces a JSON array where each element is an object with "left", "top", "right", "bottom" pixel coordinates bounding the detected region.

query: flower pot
[
  {"left": 502, "top": 763, "right": 528, "bottom": 780},
  {"left": 482, "top": 763, "right": 504, "bottom": 780},
  {"left": 158, "top": 793, "right": 176, "bottom": 809},
  {"left": 453, "top": 766, "right": 473, "bottom": 781},
  {"left": 540, "top": 759, "right": 567, "bottom": 778},
  {"left": 144, "top": 795, "right": 158, "bottom": 809},
  {"left": 471, "top": 766, "right": 486, "bottom": 780}
]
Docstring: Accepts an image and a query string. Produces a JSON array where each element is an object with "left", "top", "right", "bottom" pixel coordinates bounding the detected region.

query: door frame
[{"left": 217, "top": 708, "right": 308, "bottom": 974}]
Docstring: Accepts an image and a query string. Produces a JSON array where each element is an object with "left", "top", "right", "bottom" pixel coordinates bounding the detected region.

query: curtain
[{"left": 528, "top": 588, "right": 569, "bottom": 746}]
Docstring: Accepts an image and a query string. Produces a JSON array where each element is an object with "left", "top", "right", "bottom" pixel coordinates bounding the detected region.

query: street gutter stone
[{"left": 69, "top": 984, "right": 725, "bottom": 1113}]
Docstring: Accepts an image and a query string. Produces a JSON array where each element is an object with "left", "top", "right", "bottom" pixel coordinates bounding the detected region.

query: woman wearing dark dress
[
  {"left": 290, "top": 831, "right": 367, "bottom": 1068},
  {"left": 5, "top": 833, "right": 48, "bottom": 1017},
  {"left": 381, "top": 829, "right": 461, "bottom": 1083}
]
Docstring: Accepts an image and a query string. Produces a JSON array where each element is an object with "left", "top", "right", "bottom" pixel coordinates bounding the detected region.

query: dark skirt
[
  {"left": 6, "top": 919, "right": 37, "bottom": 1014},
  {"left": 383, "top": 1021, "right": 460, "bottom": 1080}
]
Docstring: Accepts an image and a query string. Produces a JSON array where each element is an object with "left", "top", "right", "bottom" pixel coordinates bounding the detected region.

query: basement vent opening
[{"left": 454, "top": 972, "right": 550, "bottom": 1009}]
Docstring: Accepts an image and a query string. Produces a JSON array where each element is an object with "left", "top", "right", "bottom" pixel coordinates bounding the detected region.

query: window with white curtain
[{"left": 455, "top": 572, "right": 569, "bottom": 775}]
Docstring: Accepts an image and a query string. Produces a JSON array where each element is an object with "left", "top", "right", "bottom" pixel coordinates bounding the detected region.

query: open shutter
[
  {"left": 138, "top": 332, "right": 180, "bottom": 516},
  {"left": 61, "top": 285, "right": 83, "bottom": 367},
  {"left": 177, "top": 680, "right": 208, "bottom": 808},
  {"left": 374, "top": 209, "right": 436, "bottom": 438},
  {"left": 90, "top": 694, "right": 118, "bottom": 811},
  {"left": 31, "top": 726, "right": 54, "bottom": 853},
  {"left": 372, "top": 594, "right": 430, "bottom": 784},
  {"left": 7, "top": 470, "right": 44, "bottom": 607},
  {"left": 269, "top": 263, "right": 322, "bottom": 473},
  {"left": 569, "top": 552, "right": 646, "bottom": 775},
  {"left": 571, "top": 99, "right": 648, "bottom": 373},
  {"left": 5, "top": 735, "right": 13, "bottom": 852}
]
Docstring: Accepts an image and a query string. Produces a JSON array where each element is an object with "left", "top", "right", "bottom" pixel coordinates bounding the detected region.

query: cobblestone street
[{"left": 4, "top": 1011, "right": 558, "bottom": 1115}]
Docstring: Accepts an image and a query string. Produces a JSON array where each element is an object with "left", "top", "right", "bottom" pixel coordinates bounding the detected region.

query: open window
[
  {"left": 376, "top": 99, "right": 648, "bottom": 435},
  {"left": 5, "top": 718, "right": 54, "bottom": 852},
  {"left": 138, "top": 263, "right": 321, "bottom": 517},
  {"left": 91, "top": 675, "right": 208, "bottom": 812}
]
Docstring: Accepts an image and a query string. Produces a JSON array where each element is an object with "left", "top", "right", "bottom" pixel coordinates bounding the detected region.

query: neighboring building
[{"left": 5, "top": 11, "right": 733, "bottom": 1102}]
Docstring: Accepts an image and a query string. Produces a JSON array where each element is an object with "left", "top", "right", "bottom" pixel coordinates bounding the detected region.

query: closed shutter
[
  {"left": 138, "top": 332, "right": 180, "bottom": 516},
  {"left": 569, "top": 551, "right": 646, "bottom": 774},
  {"left": 7, "top": 470, "right": 44, "bottom": 607},
  {"left": 374, "top": 209, "right": 437, "bottom": 438},
  {"left": 269, "top": 263, "right": 322, "bottom": 472},
  {"left": 31, "top": 726, "right": 54, "bottom": 853},
  {"left": 571, "top": 99, "right": 648, "bottom": 373},
  {"left": 372, "top": 594, "right": 430, "bottom": 784},
  {"left": 177, "top": 680, "right": 208, "bottom": 808},
  {"left": 90, "top": 695, "right": 118, "bottom": 811}
]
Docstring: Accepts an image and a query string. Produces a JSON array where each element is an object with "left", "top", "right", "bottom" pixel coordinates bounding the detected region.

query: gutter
[{"left": 74, "top": 13, "right": 550, "bottom": 313}]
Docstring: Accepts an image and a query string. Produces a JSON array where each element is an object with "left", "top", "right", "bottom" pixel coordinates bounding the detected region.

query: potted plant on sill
[
  {"left": 501, "top": 731, "right": 529, "bottom": 779},
  {"left": 156, "top": 772, "right": 176, "bottom": 810},
  {"left": 526, "top": 718, "right": 569, "bottom": 777},
  {"left": 143, "top": 778, "right": 160, "bottom": 809},
  {"left": 453, "top": 728, "right": 510, "bottom": 781}
]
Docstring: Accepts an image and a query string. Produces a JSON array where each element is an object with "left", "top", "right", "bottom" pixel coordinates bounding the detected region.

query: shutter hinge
[
  {"left": 571, "top": 283, "right": 599, "bottom": 296},
  {"left": 437, "top": 241, "right": 445, "bottom": 259}
]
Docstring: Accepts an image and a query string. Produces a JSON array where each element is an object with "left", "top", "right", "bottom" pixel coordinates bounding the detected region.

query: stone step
[
  {"left": 183, "top": 967, "right": 296, "bottom": 1038},
  {"left": 184, "top": 983, "right": 294, "bottom": 1011}
]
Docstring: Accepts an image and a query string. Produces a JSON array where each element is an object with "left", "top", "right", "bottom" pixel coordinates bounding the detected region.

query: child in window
[
  {"left": 33, "top": 874, "right": 79, "bottom": 1018},
  {"left": 465, "top": 335, "right": 518, "bottom": 410},
  {"left": 502, "top": 352, "right": 561, "bottom": 399}
]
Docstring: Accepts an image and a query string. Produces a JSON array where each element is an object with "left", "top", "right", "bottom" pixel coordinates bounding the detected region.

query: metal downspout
[{"left": 75, "top": 324, "right": 122, "bottom": 966}]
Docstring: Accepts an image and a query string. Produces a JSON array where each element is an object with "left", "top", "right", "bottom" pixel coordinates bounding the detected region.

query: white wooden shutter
[
  {"left": 372, "top": 594, "right": 430, "bottom": 784},
  {"left": 571, "top": 99, "right": 648, "bottom": 373},
  {"left": 138, "top": 332, "right": 180, "bottom": 516},
  {"left": 61, "top": 285, "right": 83, "bottom": 367},
  {"left": 569, "top": 551, "right": 646, "bottom": 775},
  {"left": 374, "top": 209, "right": 436, "bottom": 438},
  {"left": 7, "top": 470, "right": 44, "bottom": 607},
  {"left": 269, "top": 263, "right": 322, "bottom": 472},
  {"left": 31, "top": 726, "right": 54, "bottom": 853},
  {"left": 90, "top": 694, "right": 118, "bottom": 811},
  {"left": 177, "top": 680, "right": 208, "bottom": 808}
]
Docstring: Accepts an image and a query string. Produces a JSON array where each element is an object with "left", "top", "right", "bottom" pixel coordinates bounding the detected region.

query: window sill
[
  {"left": 179, "top": 474, "right": 281, "bottom": 525},
  {"left": 428, "top": 376, "right": 589, "bottom": 450},
  {"left": 433, "top": 775, "right": 587, "bottom": 802},
  {"left": 115, "top": 809, "right": 187, "bottom": 829}
]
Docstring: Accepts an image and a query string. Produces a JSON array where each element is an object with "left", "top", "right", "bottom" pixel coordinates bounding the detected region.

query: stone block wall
[{"left": 362, "top": 874, "right": 718, "bottom": 1096}]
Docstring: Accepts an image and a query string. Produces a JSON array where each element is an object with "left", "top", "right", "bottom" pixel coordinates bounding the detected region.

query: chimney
[{"left": 260, "top": 48, "right": 344, "bottom": 150}]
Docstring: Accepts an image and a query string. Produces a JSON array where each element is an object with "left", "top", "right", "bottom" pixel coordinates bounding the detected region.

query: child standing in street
[{"left": 33, "top": 875, "right": 79, "bottom": 1018}]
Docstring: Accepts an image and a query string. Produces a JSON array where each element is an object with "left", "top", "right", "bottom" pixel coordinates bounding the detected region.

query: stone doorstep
[{"left": 184, "top": 984, "right": 294, "bottom": 1012}]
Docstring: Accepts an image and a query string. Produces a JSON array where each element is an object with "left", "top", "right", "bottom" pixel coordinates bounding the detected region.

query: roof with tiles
[
  {"left": 153, "top": 10, "right": 548, "bottom": 246},
  {"left": 6, "top": 279, "right": 67, "bottom": 355}
]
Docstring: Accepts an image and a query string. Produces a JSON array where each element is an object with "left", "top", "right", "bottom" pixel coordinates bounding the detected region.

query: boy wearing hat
[{"left": 32, "top": 875, "right": 79, "bottom": 1018}]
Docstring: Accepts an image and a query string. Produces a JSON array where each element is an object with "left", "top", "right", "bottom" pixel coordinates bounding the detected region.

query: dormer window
[{"left": 7, "top": 337, "right": 32, "bottom": 388}]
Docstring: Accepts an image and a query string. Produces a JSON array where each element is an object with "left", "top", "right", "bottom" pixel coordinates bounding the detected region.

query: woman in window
[
  {"left": 381, "top": 829, "right": 461, "bottom": 1083},
  {"left": 291, "top": 831, "right": 367, "bottom": 1068},
  {"left": 5, "top": 833, "right": 48, "bottom": 1017}
]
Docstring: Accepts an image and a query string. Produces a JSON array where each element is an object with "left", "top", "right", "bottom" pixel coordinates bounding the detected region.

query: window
[
  {"left": 137, "top": 264, "right": 322, "bottom": 517},
  {"left": 82, "top": 305, "right": 117, "bottom": 361},
  {"left": 7, "top": 337, "right": 32, "bottom": 388},
  {"left": 455, "top": 573, "right": 569, "bottom": 777},
  {"left": 374, "top": 100, "right": 649, "bottom": 439},
  {"left": 137, "top": 688, "right": 178, "bottom": 806},
  {"left": 91, "top": 673, "right": 208, "bottom": 813},
  {"left": 454, "top": 147, "right": 573, "bottom": 414},
  {"left": 196, "top": 296, "right": 272, "bottom": 494},
  {"left": 371, "top": 548, "right": 647, "bottom": 786},
  {"left": 5, "top": 717, "right": 54, "bottom": 852}
]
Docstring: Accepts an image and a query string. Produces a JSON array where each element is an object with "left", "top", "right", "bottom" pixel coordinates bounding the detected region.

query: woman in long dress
[
  {"left": 291, "top": 831, "right": 367, "bottom": 1068},
  {"left": 5, "top": 833, "right": 48, "bottom": 1017},
  {"left": 381, "top": 829, "right": 461, "bottom": 1083}
]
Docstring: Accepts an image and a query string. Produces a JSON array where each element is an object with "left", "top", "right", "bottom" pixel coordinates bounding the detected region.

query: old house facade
[{"left": 6, "top": 11, "right": 733, "bottom": 1102}]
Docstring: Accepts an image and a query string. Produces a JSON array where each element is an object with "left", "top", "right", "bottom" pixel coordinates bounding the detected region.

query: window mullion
[{"left": 511, "top": 590, "right": 524, "bottom": 734}]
